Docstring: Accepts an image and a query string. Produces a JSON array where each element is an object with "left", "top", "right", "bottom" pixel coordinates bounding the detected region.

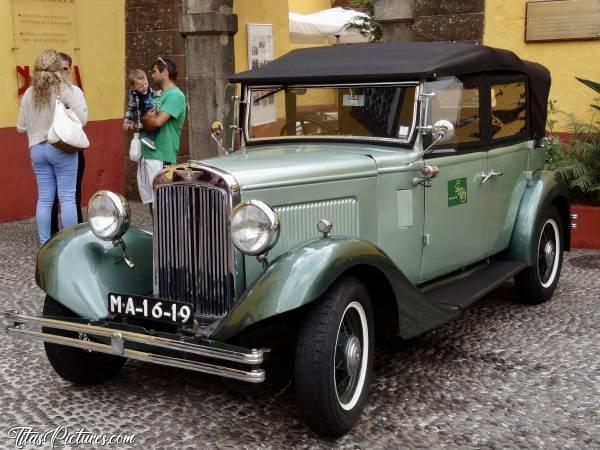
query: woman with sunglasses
[{"left": 49, "top": 52, "right": 88, "bottom": 236}]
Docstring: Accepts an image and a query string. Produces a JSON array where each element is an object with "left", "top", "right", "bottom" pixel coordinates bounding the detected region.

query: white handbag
[
  {"left": 48, "top": 95, "right": 89, "bottom": 151},
  {"left": 129, "top": 132, "right": 142, "bottom": 161}
]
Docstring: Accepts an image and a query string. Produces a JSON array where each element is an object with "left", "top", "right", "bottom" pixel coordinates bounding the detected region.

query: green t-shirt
[{"left": 141, "top": 86, "right": 186, "bottom": 163}]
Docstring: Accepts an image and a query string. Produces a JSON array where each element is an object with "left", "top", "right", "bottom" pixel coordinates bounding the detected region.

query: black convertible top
[
  {"left": 230, "top": 42, "right": 548, "bottom": 84},
  {"left": 231, "top": 42, "right": 551, "bottom": 139}
]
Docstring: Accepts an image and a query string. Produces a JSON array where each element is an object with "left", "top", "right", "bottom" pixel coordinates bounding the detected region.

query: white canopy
[{"left": 289, "top": 7, "right": 370, "bottom": 44}]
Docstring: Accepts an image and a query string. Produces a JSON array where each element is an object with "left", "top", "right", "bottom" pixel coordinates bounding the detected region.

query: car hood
[{"left": 193, "top": 143, "right": 383, "bottom": 190}]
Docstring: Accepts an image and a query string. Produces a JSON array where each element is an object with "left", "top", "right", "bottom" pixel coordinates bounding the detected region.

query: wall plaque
[
  {"left": 526, "top": 0, "right": 600, "bottom": 42},
  {"left": 11, "top": 0, "right": 81, "bottom": 96},
  {"left": 11, "top": 0, "right": 77, "bottom": 50}
]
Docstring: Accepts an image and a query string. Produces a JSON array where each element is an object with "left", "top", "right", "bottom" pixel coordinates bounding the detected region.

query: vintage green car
[{"left": 3, "top": 43, "right": 573, "bottom": 437}]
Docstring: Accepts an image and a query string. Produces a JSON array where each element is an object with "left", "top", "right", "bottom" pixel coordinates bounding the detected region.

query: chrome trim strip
[
  {"left": 239, "top": 171, "right": 376, "bottom": 191},
  {"left": 376, "top": 157, "right": 426, "bottom": 174},
  {"left": 184, "top": 163, "right": 241, "bottom": 191},
  {"left": 3, "top": 311, "right": 263, "bottom": 365},
  {"left": 409, "top": 83, "right": 421, "bottom": 146},
  {"left": 247, "top": 135, "right": 416, "bottom": 145},
  {"left": 247, "top": 82, "right": 420, "bottom": 89},
  {"left": 244, "top": 83, "right": 250, "bottom": 144}
]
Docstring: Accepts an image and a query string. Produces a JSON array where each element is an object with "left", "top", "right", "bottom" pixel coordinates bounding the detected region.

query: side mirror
[
  {"left": 431, "top": 119, "right": 455, "bottom": 143},
  {"left": 422, "top": 120, "right": 455, "bottom": 156},
  {"left": 211, "top": 121, "right": 224, "bottom": 137},
  {"left": 210, "top": 120, "right": 228, "bottom": 155}
]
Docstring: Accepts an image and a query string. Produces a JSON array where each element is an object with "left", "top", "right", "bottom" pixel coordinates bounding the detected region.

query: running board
[
  {"left": 422, "top": 261, "right": 527, "bottom": 310},
  {"left": 2, "top": 311, "right": 266, "bottom": 383}
]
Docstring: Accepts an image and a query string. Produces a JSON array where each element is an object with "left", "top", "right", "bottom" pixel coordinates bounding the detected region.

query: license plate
[{"left": 108, "top": 293, "right": 194, "bottom": 325}]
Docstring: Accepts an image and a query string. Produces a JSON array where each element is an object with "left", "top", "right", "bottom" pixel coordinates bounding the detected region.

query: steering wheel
[{"left": 279, "top": 117, "right": 335, "bottom": 136}]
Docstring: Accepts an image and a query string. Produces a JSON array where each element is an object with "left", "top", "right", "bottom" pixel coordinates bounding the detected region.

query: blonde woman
[{"left": 16, "top": 49, "right": 88, "bottom": 245}]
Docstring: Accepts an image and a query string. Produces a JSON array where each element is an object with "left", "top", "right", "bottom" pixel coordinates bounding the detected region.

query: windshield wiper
[{"left": 253, "top": 86, "right": 285, "bottom": 104}]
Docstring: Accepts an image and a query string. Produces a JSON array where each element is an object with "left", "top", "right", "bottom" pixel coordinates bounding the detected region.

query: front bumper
[{"left": 2, "top": 310, "right": 266, "bottom": 383}]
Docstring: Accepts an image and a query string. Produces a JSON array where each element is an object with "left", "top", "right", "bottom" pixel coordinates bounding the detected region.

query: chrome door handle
[{"left": 480, "top": 170, "right": 504, "bottom": 184}]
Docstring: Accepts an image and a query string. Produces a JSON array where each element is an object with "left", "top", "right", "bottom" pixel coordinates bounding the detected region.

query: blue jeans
[{"left": 30, "top": 142, "right": 78, "bottom": 245}]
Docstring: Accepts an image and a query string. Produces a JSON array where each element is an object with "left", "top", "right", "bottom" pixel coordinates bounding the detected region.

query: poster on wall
[{"left": 247, "top": 23, "right": 275, "bottom": 126}]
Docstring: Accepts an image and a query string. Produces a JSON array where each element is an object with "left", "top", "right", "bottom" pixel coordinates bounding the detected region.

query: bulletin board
[{"left": 247, "top": 23, "right": 276, "bottom": 126}]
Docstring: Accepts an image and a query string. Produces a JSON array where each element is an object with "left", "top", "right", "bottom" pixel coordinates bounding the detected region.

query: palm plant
[
  {"left": 344, "top": 0, "right": 383, "bottom": 42},
  {"left": 545, "top": 82, "right": 600, "bottom": 205},
  {"left": 576, "top": 77, "right": 600, "bottom": 112}
]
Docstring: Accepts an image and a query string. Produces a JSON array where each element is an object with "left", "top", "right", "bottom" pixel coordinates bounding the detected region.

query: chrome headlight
[
  {"left": 230, "top": 200, "right": 280, "bottom": 256},
  {"left": 88, "top": 191, "right": 130, "bottom": 241}
]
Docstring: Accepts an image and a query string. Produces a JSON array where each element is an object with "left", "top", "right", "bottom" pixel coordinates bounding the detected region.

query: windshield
[{"left": 246, "top": 85, "right": 417, "bottom": 142}]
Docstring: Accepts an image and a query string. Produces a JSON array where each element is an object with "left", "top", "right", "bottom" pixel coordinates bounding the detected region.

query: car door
[
  {"left": 484, "top": 78, "right": 531, "bottom": 256},
  {"left": 420, "top": 153, "right": 487, "bottom": 282},
  {"left": 419, "top": 78, "right": 488, "bottom": 283}
]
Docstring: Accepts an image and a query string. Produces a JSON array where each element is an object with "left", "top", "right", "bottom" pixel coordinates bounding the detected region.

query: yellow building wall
[
  {"left": 233, "top": 0, "right": 330, "bottom": 73},
  {"left": 233, "top": 0, "right": 290, "bottom": 74},
  {"left": 289, "top": 0, "right": 331, "bottom": 15},
  {"left": 484, "top": 0, "right": 600, "bottom": 131},
  {"left": 233, "top": 0, "right": 332, "bottom": 130},
  {"left": 0, "top": 0, "right": 124, "bottom": 128}
]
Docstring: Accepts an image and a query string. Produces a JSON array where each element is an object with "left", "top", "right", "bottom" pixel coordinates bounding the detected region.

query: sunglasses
[{"left": 157, "top": 56, "right": 167, "bottom": 67}]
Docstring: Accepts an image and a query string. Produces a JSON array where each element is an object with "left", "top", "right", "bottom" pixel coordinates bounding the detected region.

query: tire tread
[
  {"left": 295, "top": 276, "right": 373, "bottom": 437},
  {"left": 514, "top": 206, "right": 563, "bottom": 304}
]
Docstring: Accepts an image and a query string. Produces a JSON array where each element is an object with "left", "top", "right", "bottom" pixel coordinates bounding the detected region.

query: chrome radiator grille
[{"left": 154, "top": 184, "right": 234, "bottom": 318}]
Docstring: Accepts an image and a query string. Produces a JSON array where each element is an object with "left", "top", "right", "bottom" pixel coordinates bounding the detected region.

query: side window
[
  {"left": 426, "top": 77, "right": 480, "bottom": 147},
  {"left": 491, "top": 81, "right": 527, "bottom": 139},
  {"left": 451, "top": 84, "right": 480, "bottom": 145}
]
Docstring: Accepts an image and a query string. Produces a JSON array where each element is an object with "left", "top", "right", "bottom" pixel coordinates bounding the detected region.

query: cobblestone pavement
[{"left": 1, "top": 203, "right": 599, "bottom": 449}]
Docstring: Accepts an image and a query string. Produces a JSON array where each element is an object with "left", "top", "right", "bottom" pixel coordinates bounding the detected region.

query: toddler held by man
[{"left": 123, "top": 69, "right": 159, "bottom": 150}]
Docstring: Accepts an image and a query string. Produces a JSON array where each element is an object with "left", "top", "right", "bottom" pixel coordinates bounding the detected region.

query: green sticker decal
[{"left": 448, "top": 177, "right": 468, "bottom": 207}]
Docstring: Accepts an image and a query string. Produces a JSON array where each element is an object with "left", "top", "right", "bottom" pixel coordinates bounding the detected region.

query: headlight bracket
[
  {"left": 113, "top": 238, "right": 135, "bottom": 269},
  {"left": 256, "top": 253, "right": 270, "bottom": 268}
]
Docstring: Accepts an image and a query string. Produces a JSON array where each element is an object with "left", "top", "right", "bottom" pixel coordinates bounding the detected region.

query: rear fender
[
  {"left": 209, "top": 237, "right": 457, "bottom": 341},
  {"left": 36, "top": 224, "right": 153, "bottom": 320},
  {"left": 506, "top": 170, "right": 570, "bottom": 265}
]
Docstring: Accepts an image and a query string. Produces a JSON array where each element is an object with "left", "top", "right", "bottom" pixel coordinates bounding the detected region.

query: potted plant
[{"left": 546, "top": 81, "right": 600, "bottom": 248}]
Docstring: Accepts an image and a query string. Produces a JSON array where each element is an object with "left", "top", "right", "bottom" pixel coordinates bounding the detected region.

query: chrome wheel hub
[
  {"left": 345, "top": 335, "right": 362, "bottom": 376},
  {"left": 335, "top": 301, "right": 369, "bottom": 410},
  {"left": 544, "top": 241, "right": 555, "bottom": 268},
  {"left": 538, "top": 218, "right": 560, "bottom": 287}
]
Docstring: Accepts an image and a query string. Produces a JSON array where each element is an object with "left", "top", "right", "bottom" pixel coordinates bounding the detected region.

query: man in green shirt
[{"left": 138, "top": 57, "right": 186, "bottom": 212}]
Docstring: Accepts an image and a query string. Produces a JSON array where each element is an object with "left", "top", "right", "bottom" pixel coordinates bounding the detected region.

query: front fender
[
  {"left": 506, "top": 170, "right": 570, "bottom": 265},
  {"left": 210, "top": 237, "right": 456, "bottom": 341},
  {"left": 36, "top": 224, "right": 153, "bottom": 320}
]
